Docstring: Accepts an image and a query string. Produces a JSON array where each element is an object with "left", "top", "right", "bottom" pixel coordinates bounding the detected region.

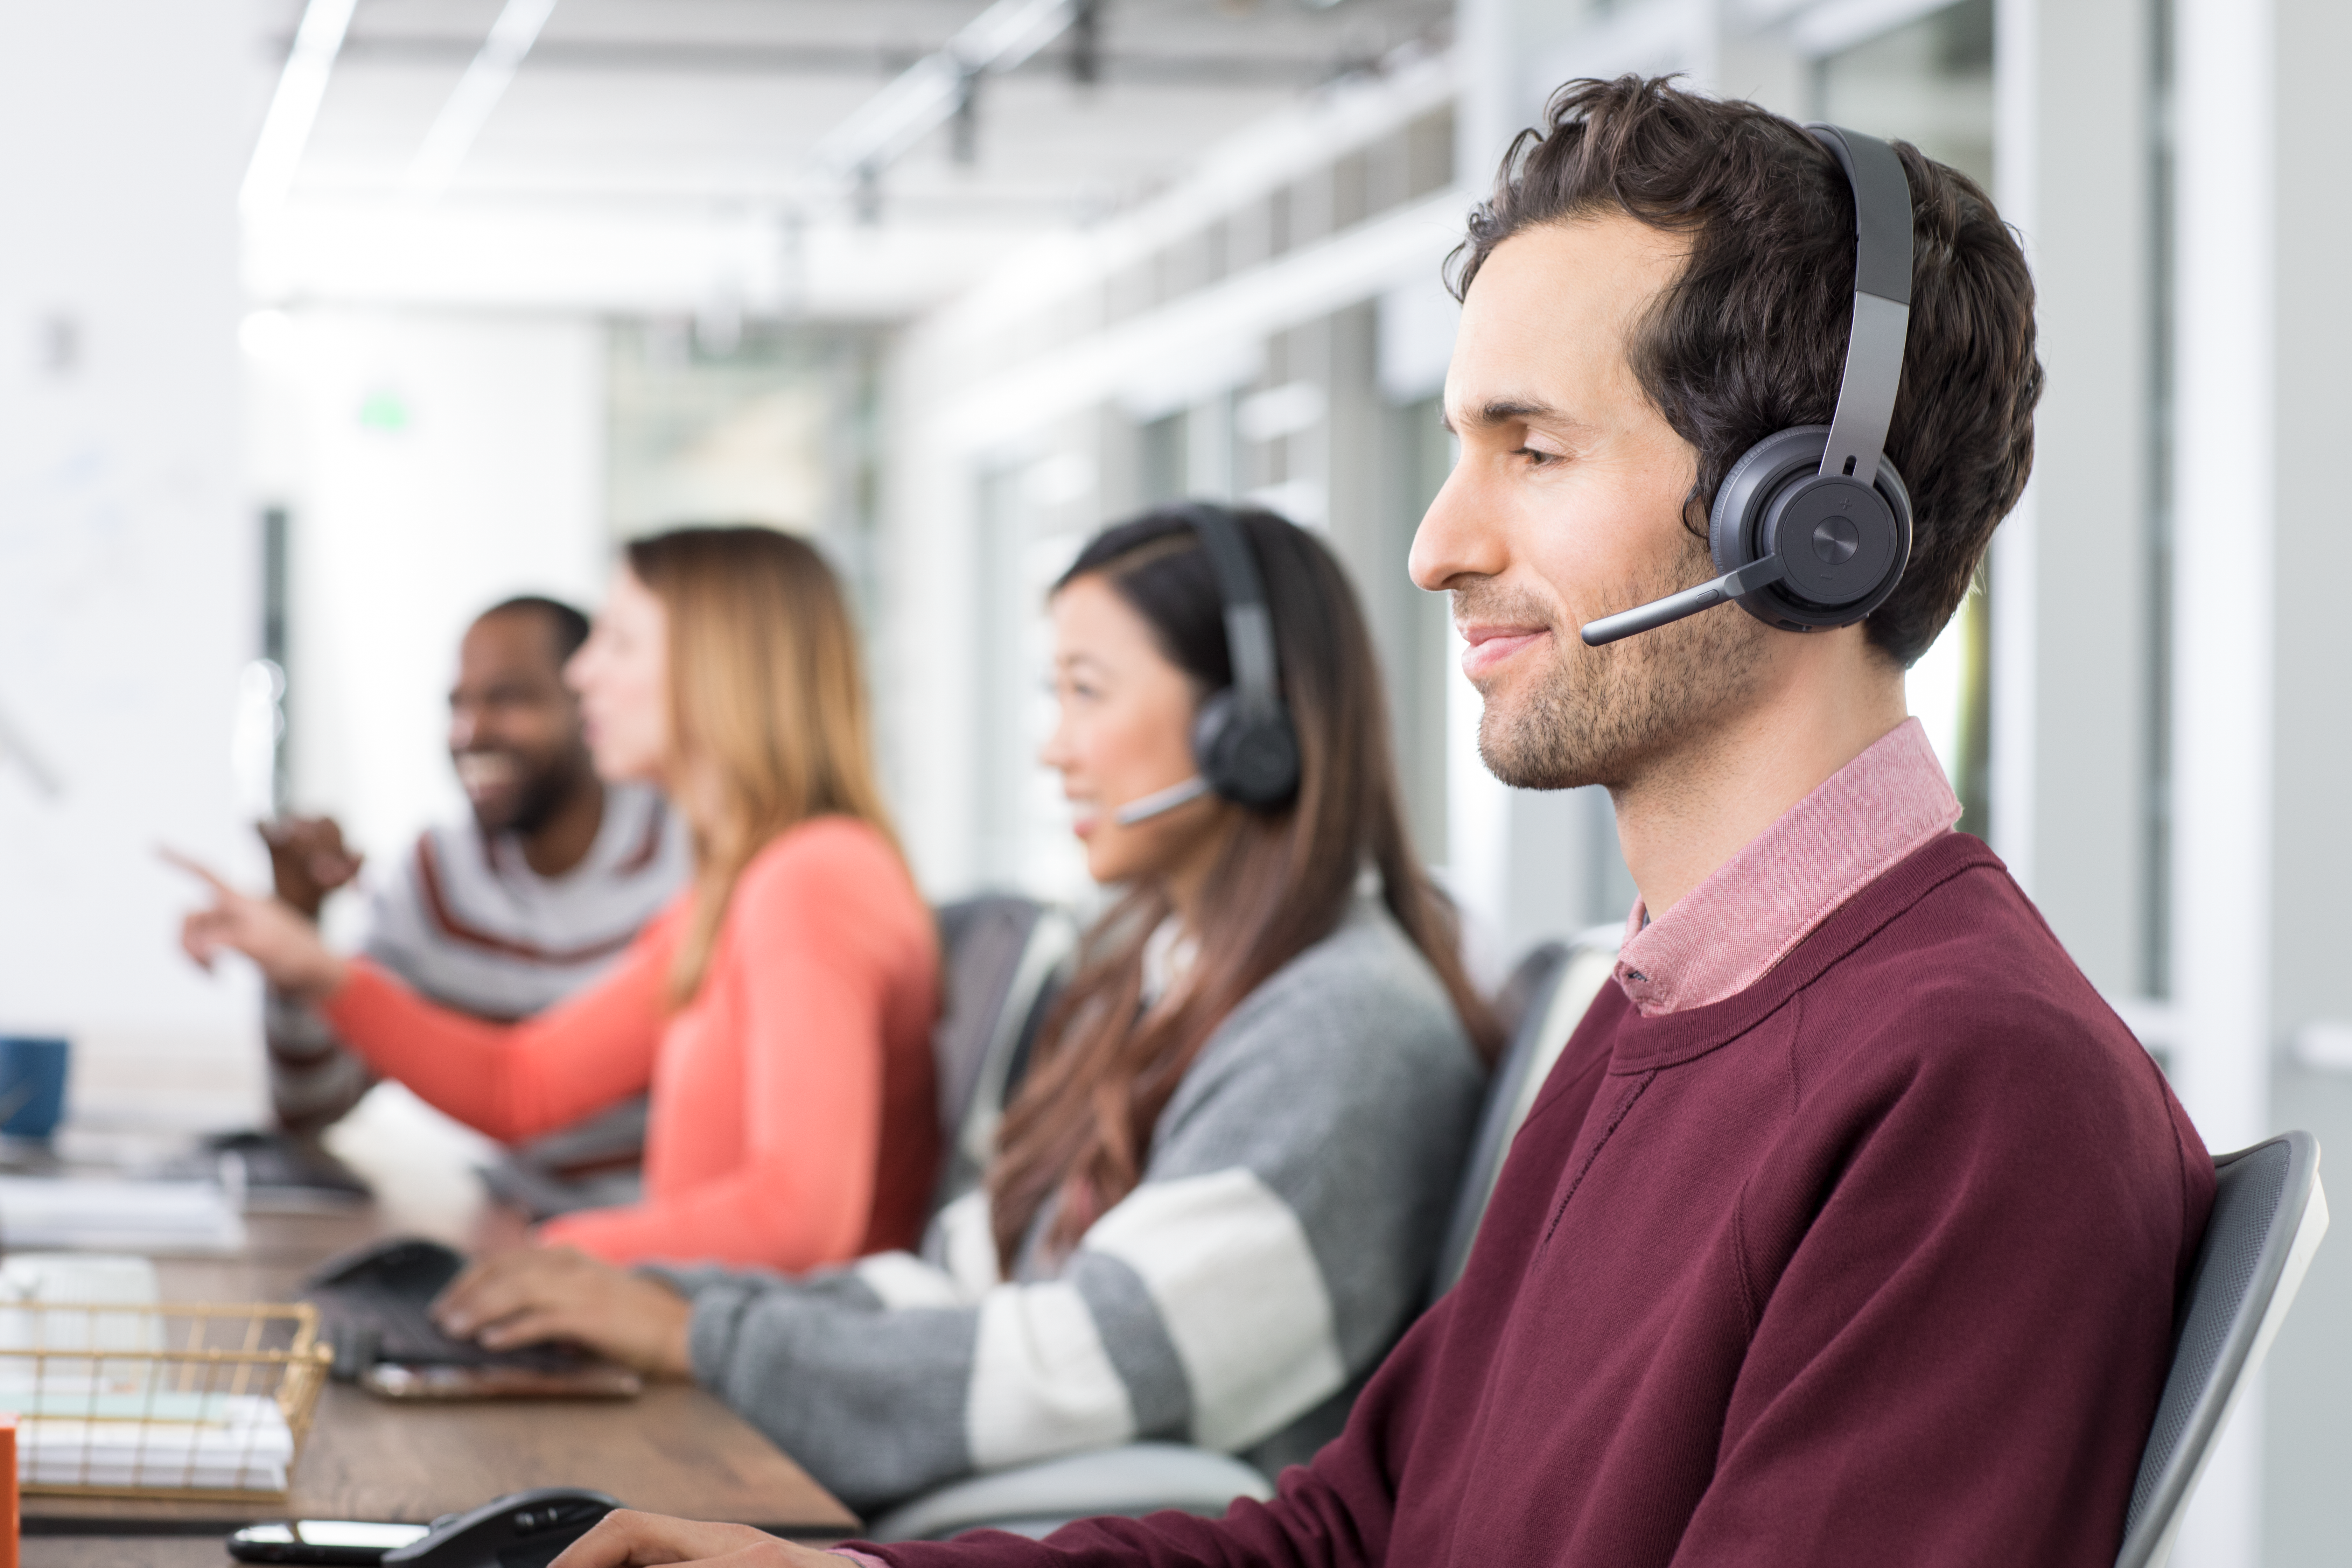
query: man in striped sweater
[{"left": 264, "top": 596, "right": 687, "bottom": 1134}]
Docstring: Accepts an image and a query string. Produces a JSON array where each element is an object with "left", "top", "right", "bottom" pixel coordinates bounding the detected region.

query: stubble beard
[{"left": 1465, "top": 534, "right": 1774, "bottom": 793}]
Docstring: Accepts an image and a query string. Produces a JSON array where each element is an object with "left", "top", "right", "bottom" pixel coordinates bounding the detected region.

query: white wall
[
  {"left": 0, "top": 0, "right": 262, "bottom": 1120},
  {"left": 249, "top": 311, "right": 608, "bottom": 882},
  {"left": 2256, "top": 0, "right": 2352, "bottom": 1560},
  {"left": 1998, "top": 0, "right": 2159, "bottom": 992}
]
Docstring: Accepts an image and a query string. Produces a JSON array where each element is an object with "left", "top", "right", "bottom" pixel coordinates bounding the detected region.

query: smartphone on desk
[
  {"left": 362, "top": 1360, "right": 642, "bottom": 1400},
  {"left": 234, "top": 1488, "right": 621, "bottom": 1568},
  {"left": 227, "top": 1519, "right": 430, "bottom": 1564}
]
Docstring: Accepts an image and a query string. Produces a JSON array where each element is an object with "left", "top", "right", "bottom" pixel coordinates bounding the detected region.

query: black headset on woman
[{"left": 1113, "top": 504, "right": 1302, "bottom": 826}]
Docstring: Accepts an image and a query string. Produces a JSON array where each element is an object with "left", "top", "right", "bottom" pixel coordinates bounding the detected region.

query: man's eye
[{"left": 1518, "top": 446, "right": 1561, "bottom": 467}]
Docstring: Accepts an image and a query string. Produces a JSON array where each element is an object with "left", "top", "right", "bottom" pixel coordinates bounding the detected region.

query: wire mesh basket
[{"left": 0, "top": 1300, "right": 331, "bottom": 1502}]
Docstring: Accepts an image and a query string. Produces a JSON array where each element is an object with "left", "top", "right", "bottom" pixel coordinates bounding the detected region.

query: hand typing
[{"left": 432, "top": 1246, "right": 695, "bottom": 1378}]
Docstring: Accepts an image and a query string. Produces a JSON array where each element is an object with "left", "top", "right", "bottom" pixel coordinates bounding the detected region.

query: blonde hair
[{"left": 624, "top": 526, "right": 902, "bottom": 1003}]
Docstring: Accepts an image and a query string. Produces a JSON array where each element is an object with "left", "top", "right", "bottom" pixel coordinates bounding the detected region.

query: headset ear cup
[
  {"left": 1192, "top": 689, "right": 1239, "bottom": 789},
  {"left": 1710, "top": 426, "right": 1832, "bottom": 575},
  {"left": 1192, "top": 688, "right": 1301, "bottom": 809},
  {"left": 1707, "top": 425, "right": 1911, "bottom": 632}
]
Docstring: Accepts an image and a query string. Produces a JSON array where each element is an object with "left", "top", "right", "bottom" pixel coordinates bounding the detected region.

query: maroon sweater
[{"left": 863, "top": 835, "right": 2212, "bottom": 1567}]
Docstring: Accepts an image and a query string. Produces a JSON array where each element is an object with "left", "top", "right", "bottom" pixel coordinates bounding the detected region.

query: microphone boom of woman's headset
[
  {"left": 1114, "top": 506, "right": 1302, "bottom": 827},
  {"left": 1579, "top": 125, "right": 1917, "bottom": 649}
]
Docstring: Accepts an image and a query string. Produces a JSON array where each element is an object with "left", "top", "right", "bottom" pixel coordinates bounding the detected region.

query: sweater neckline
[
  {"left": 1612, "top": 718, "right": 1960, "bottom": 1016},
  {"left": 1602, "top": 832, "right": 2005, "bottom": 1074}
]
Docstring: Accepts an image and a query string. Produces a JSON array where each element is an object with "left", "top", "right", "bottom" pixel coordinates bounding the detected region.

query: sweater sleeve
[
  {"left": 678, "top": 912, "right": 1482, "bottom": 1516},
  {"left": 264, "top": 844, "right": 428, "bottom": 1134},
  {"left": 264, "top": 988, "right": 376, "bottom": 1134},
  {"left": 317, "top": 908, "right": 681, "bottom": 1144},
  {"left": 847, "top": 1307, "right": 1450, "bottom": 1568},
  {"left": 537, "top": 821, "right": 925, "bottom": 1269}
]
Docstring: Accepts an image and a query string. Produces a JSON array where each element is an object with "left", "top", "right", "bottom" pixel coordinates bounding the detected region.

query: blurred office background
[{"left": 0, "top": 0, "right": 2342, "bottom": 1561}]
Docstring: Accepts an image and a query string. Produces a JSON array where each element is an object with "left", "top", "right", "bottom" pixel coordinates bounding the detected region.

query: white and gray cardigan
[{"left": 654, "top": 901, "right": 1484, "bottom": 1512}]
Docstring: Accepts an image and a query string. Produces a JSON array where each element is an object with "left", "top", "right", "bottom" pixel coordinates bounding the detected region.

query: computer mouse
[
  {"left": 305, "top": 1236, "right": 467, "bottom": 1297},
  {"left": 379, "top": 1487, "right": 620, "bottom": 1568}
]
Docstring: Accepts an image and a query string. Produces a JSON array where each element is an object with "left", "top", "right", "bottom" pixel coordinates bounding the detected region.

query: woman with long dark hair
[{"left": 429, "top": 505, "right": 1494, "bottom": 1511}]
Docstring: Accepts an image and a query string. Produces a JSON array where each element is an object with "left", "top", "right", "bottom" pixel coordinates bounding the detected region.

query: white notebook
[{"left": 0, "top": 1178, "right": 244, "bottom": 1255}]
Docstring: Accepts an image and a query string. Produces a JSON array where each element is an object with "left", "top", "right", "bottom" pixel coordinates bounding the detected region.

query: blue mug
[{"left": 0, "top": 1036, "right": 70, "bottom": 1140}]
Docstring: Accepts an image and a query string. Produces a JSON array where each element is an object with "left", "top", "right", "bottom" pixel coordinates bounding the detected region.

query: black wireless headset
[
  {"left": 1114, "top": 504, "right": 1302, "bottom": 826},
  {"left": 1580, "top": 124, "right": 1916, "bottom": 647}
]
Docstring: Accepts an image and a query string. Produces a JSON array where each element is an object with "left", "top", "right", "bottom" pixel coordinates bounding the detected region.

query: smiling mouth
[
  {"left": 1458, "top": 626, "right": 1551, "bottom": 679},
  {"left": 455, "top": 752, "right": 520, "bottom": 797}
]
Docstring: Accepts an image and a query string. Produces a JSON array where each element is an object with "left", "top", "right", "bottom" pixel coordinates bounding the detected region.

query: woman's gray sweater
[{"left": 657, "top": 900, "right": 1484, "bottom": 1512}]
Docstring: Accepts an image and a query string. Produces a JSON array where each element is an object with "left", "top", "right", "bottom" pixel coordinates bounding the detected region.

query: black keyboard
[{"left": 304, "top": 1238, "right": 592, "bottom": 1381}]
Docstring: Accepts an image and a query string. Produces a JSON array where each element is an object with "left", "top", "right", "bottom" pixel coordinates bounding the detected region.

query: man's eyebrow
[{"left": 1443, "top": 397, "right": 1567, "bottom": 433}]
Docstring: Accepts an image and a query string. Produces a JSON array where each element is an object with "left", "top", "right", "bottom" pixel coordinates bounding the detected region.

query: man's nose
[{"left": 1409, "top": 462, "right": 1510, "bottom": 592}]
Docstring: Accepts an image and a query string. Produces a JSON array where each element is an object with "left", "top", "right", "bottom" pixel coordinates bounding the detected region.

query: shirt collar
[{"left": 1613, "top": 716, "right": 1961, "bottom": 1016}]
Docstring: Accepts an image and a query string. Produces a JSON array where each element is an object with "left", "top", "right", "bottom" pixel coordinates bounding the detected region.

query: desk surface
[{"left": 18, "top": 1182, "right": 856, "bottom": 1550}]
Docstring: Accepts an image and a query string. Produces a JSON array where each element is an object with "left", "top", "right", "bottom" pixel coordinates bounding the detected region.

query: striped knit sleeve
[
  {"left": 674, "top": 908, "right": 1483, "bottom": 1514},
  {"left": 263, "top": 989, "right": 375, "bottom": 1134},
  {"left": 263, "top": 842, "right": 432, "bottom": 1134}
]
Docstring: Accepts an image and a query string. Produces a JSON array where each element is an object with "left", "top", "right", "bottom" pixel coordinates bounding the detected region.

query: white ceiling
[{"left": 249, "top": 0, "right": 1454, "bottom": 317}]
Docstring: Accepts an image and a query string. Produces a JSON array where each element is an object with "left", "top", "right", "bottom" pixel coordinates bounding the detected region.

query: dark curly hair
[{"left": 1447, "top": 76, "right": 2042, "bottom": 667}]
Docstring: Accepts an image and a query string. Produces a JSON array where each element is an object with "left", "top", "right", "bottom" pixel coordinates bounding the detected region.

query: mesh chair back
[
  {"left": 928, "top": 896, "right": 1076, "bottom": 1214},
  {"left": 2115, "top": 1130, "right": 2327, "bottom": 1568},
  {"left": 1428, "top": 933, "right": 1620, "bottom": 1301}
]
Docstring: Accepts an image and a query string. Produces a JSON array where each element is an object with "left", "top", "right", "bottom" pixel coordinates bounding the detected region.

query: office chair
[
  {"left": 1428, "top": 936, "right": 1620, "bottom": 1297},
  {"left": 928, "top": 896, "right": 1076, "bottom": 1213},
  {"left": 2114, "top": 1130, "right": 2328, "bottom": 1568},
  {"left": 866, "top": 931, "right": 1622, "bottom": 1544}
]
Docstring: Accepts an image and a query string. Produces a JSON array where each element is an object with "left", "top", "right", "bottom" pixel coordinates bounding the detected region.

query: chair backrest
[
  {"left": 1427, "top": 930, "right": 1622, "bottom": 1302},
  {"left": 928, "top": 896, "right": 1077, "bottom": 1213},
  {"left": 2115, "top": 1130, "right": 2328, "bottom": 1568}
]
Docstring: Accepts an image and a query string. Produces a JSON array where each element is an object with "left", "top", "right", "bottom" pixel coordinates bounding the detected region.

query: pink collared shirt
[{"left": 1614, "top": 717, "right": 1961, "bottom": 1017}]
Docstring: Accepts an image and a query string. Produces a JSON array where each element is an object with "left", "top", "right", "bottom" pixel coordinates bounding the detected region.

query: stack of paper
[
  {"left": 0, "top": 1178, "right": 244, "bottom": 1255},
  {"left": 0, "top": 1254, "right": 160, "bottom": 1311},
  {"left": 0, "top": 1253, "right": 162, "bottom": 1359},
  {"left": 0, "top": 1250, "right": 291, "bottom": 1490},
  {"left": 15, "top": 1392, "right": 292, "bottom": 1491}
]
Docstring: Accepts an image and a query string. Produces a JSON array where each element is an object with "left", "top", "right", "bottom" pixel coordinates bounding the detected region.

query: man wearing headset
[{"left": 554, "top": 78, "right": 2212, "bottom": 1568}]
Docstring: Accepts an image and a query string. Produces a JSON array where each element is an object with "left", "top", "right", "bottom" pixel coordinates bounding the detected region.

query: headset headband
[
  {"left": 1108, "top": 501, "right": 1298, "bottom": 823},
  {"left": 1183, "top": 505, "right": 1281, "bottom": 717},
  {"left": 1806, "top": 124, "right": 1913, "bottom": 486}
]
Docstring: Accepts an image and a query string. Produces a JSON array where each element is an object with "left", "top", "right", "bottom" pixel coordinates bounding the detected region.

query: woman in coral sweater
[{"left": 179, "top": 527, "right": 940, "bottom": 1272}]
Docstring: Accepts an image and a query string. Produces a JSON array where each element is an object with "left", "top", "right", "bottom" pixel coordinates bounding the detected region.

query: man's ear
[{"left": 1678, "top": 490, "right": 1710, "bottom": 545}]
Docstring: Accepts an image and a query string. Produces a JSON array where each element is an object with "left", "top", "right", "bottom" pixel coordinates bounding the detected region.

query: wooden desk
[
  {"left": 23, "top": 1378, "right": 852, "bottom": 1535},
  {"left": 19, "top": 1196, "right": 856, "bottom": 1555},
  {"left": 27, "top": 1540, "right": 238, "bottom": 1568}
]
